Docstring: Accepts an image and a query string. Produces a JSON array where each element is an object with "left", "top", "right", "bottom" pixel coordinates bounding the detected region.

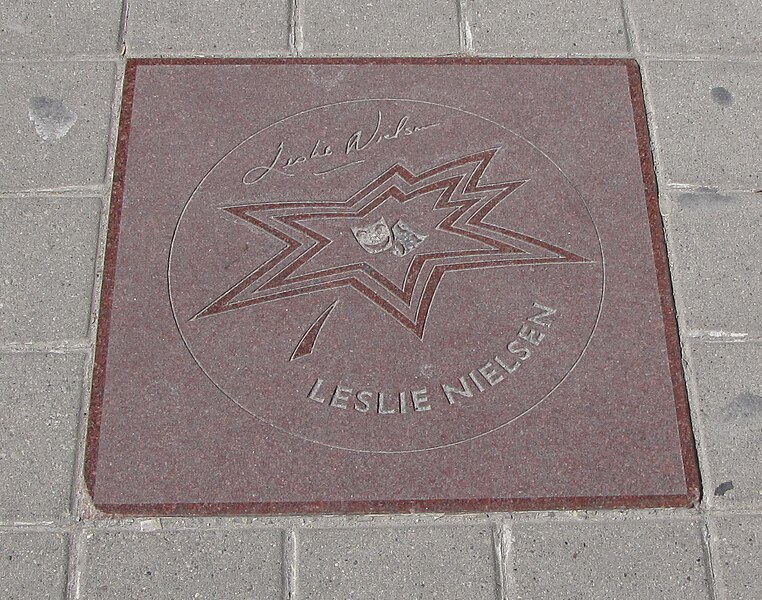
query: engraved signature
[{"left": 242, "top": 112, "right": 440, "bottom": 185}]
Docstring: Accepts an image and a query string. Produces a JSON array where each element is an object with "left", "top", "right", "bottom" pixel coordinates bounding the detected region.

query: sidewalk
[{"left": 1, "top": 2, "right": 760, "bottom": 598}]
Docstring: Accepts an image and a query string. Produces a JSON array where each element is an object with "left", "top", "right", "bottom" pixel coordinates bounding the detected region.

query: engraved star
[{"left": 194, "top": 148, "right": 590, "bottom": 341}]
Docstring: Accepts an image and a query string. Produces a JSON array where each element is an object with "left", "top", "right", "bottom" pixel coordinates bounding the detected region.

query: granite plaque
[{"left": 86, "top": 59, "right": 700, "bottom": 515}]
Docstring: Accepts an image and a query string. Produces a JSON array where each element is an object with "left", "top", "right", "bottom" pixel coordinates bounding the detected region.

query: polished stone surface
[{"left": 86, "top": 59, "right": 698, "bottom": 515}]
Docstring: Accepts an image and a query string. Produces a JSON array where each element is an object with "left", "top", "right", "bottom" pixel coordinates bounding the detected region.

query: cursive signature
[{"left": 242, "top": 112, "right": 440, "bottom": 185}]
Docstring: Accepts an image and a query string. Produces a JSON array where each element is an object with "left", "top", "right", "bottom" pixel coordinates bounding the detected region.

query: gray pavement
[{"left": 1, "top": 1, "right": 760, "bottom": 598}]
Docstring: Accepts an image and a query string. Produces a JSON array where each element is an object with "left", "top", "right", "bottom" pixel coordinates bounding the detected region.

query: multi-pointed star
[{"left": 194, "top": 148, "right": 589, "bottom": 347}]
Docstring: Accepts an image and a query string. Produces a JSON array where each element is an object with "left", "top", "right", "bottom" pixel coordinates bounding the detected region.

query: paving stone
[
  {"left": 81, "top": 529, "right": 283, "bottom": 599},
  {"left": 298, "top": 525, "right": 497, "bottom": 599},
  {"left": 0, "top": 197, "right": 101, "bottom": 343},
  {"left": 0, "top": 62, "right": 116, "bottom": 191},
  {"left": 88, "top": 59, "right": 698, "bottom": 514},
  {"left": 0, "top": 532, "right": 68, "bottom": 600},
  {"left": 664, "top": 191, "right": 761, "bottom": 336},
  {"left": 124, "top": 1, "right": 289, "bottom": 56},
  {"left": 710, "top": 515, "right": 762, "bottom": 600},
  {"left": 471, "top": 0, "right": 627, "bottom": 54},
  {"left": 628, "top": 0, "right": 762, "bottom": 56},
  {"left": 0, "top": 353, "right": 83, "bottom": 521},
  {"left": 0, "top": 0, "right": 122, "bottom": 58},
  {"left": 644, "top": 60, "right": 762, "bottom": 189},
  {"left": 302, "top": 0, "right": 460, "bottom": 55},
  {"left": 512, "top": 518, "right": 711, "bottom": 599},
  {"left": 688, "top": 343, "right": 762, "bottom": 509}
]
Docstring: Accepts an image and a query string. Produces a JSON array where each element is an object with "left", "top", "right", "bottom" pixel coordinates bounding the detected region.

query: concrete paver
[
  {"left": 0, "top": 353, "right": 84, "bottom": 521},
  {"left": 511, "top": 517, "right": 712, "bottom": 599},
  {"left": 0, "top": 531, "right": 68, "bottom": 600},
  {"left": 0, "top": 197, "right": 101, "bottom": 343},
  {"left": 710, "top": 515, "right": 762, "bottom": 600},
  {"left": 644, "top": 60, "right": 762, "bottom": 189},
  {"left": 0, "top": 62, "right": 117, "bottom": 191},
  {"left": 471, "top": 0, "right": 627, "bottom": 54},
  {"left": 81, "top": 529, "right": 283, "bottom": 599},
  {"left": 688, "top": 342, "right": 762, "bottom": 509},
  {"left": 124, "top": 1, "right": 290, "bottom": 57},
  {"left": 297, "top": 524, "right": 498, "bottom": 599},
  {"left": 664, "top": 191, "right": 761, "bottom": 336},
  {"left": 0, "top": 0, "right": 122, "bottom": 58},
  {"left": 628, "top": 0, "right": 762, "bottom": 56},
  {"left": 302, "top": 0, "right": 460, "bottom": 55}
]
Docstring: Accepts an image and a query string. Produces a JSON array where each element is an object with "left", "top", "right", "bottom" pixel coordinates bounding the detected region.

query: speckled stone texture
[
  {"left": 0, "top": 0, "right": 123, "bottom": 58},
  {"left": 0, "top": 353, "right": 84, "bottom": 521},
  {"left": 511, "top": 517, "right": 711, "bottom": 600},
  {"left": 0, "top": 62, "right": 116, "bottom": 191},
  {"left": 0, "top": 532, "right": 69, "bottom": 600},
  {"left": 470, "top": 0, "right": 627, "bottom": 54},
  {"left": 80, "top": 529, "right": 283, "bottom": 599},
  {"left": 710, "top": 515, "right": 762, "bottom": 600},
  {"left": 688, "top": 342, "right": 762, "bottom": 509},
  {"left": 297, "top": 525, "right": 498, "bottom": 599},
  {"left": 644, "top": 60, "right": 762, "bottom": 190},
  {"left": 86, "top": 59, "right": 698, "bottom": 515},
  {"left": 628, "top": 0, "right": 762, "bottom": 56},
  {"left": 0, "top": 197, "right": 101, "bottom": 342},
  {"left": 123, "top": 1, "right": 290, "bottom": 56},
  {"left": 302, "top": 1, "right": 460, "bottom": 55},
  {"left": 663, "top": 190, "right": 761, "bottom": 336}
]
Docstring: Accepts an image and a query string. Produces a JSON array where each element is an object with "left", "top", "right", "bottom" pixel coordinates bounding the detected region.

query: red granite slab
[{"left": 86, "top": 58, "right": 700, "bottom": 515}]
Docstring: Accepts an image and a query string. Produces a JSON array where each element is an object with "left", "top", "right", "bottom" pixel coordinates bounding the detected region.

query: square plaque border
[{"left": 85, "top": 57, "right": 701, "bottom": 516}]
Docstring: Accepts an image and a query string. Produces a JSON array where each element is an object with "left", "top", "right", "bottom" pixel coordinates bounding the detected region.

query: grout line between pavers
[
  {"left": 64, "top": 528, "right": 86, "bottom": 600},
  {"left": 287, "top": 513, "right": 493, "bottom": 529},
  {"left": 619, "top": 0, "right": 639, "bottom": 54},
  {"left": 680, "top": 343, "right": 714, "bottom": 511},
  {"left": 0, "top": 56, "right": 125, "bottom": 63},
  {"left": 4, "top": 507, "right": 762, "bottom": 534},
  {"left": 284, "top": 527, "right": 298, "bottom": 600},
  {"left": 103, "top": 63, "right": 126, "bottom": 211},
  {"left": 0, "top": 187, "right": 108, "bottom": 198},
  {"left": 0, "top": 52, "right": 762, "bottom": 63},
  {"left": 0, "top": 341, "right": 90, "bottom": 353},
  {"left": 1, "top": 52, "right": 760, "bottom": 63},
  {"left": 700, "top": 518, "right": 721, "bottom": 600},
  {"left": 684, "top": 332, "right": 762, "bottom": 344},
  {"left": 289, "top": 0, "right": 304, "bottom": 57},
  {"left": 0, "top": 522, "right": 71, "bottom": 532},
  {"left": 663, "top": 182, "right": 762, "bottom": 194},
  {"left": 118, "top": 0, "right": 129, "bottom": 56},
  {"left": 492, "top": 517, "right": 518, "bottom": 600},
  {"left": 508, "top": 508, "right": 706, "bottom": 523},
  {"left": 69, "top": 348, "right": 95, "bottom": 522},
  {"left": 457, "top": 0, "right": 475, "bottom": 55}
]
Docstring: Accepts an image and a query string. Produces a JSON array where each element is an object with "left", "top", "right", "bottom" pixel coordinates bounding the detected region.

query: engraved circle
[{"left": 168, "top": 98, "right": 605, "bottom": 453}]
